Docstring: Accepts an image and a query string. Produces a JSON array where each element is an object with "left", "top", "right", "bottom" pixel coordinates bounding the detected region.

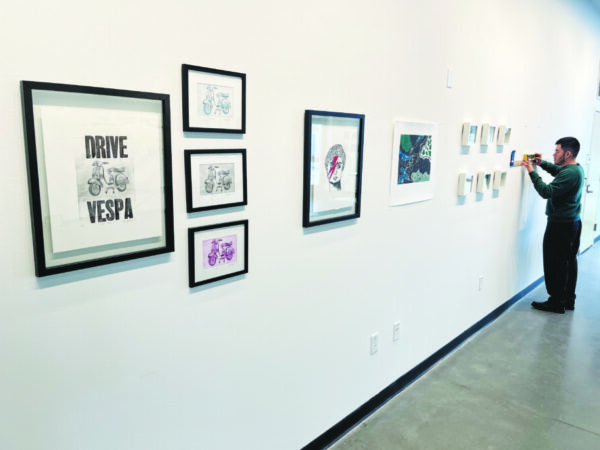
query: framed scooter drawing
[
  {"left": 188, "top": 220, "right": 248, "bottom": 287},
  {"left": 21, "top": 80, "right": 174, "bottom": 276},
  {"left": 182, "top": 64, "right": 246, "bottom": 133},
  {"left": 302, "top": 110, "right": 365, "bottom": 227},
  {"left": 184, "top": 149, "right": 247, "bottom": 212}
]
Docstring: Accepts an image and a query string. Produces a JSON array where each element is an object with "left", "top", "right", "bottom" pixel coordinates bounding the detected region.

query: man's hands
[
  {"left": 522, "top": 153, "right": 541, "bottom": 173},
  {"left": 522, "top": 159, "right": 534, "bottom": 173}
]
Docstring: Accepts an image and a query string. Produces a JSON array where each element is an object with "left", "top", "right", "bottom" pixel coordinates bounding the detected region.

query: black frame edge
[{"left": 21, "top": 81, "right": 46, "bottom": 276}]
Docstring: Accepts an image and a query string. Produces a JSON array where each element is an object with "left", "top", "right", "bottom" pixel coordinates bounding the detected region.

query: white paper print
[
  {"left": 199, "top": 163, "right": 235, "bottom": 196},
  {"left": 389, "top": 121, "right": 438, "bottom": 205},
  {"left": 197, "top": 83, "right": 233, "bottom": 120},
  {"left": 187, "top": 70, "right": 243, "bottom": 130},
  {"left": 310, "top": 117, "right": 360, "bottom": 219},
  {"left": 40, "top": 104, "right": 164, "bottom": 253}
]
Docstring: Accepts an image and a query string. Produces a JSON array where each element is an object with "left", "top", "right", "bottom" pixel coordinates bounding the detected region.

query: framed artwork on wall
[
  {"left": 389, "top": 120, "right": 438, "bottom": 205},
  {"left": 461, "top": 122, "right": 478, "bottom": 146},
  {"left": 481, "top": 123, "right": 496, "bottom": 145},
  {"left": 497, "top": 125, "right": 506, "bottom": 145},
  {"left": 188, "top": 220, "right": 248, "bottom": 287},
  {"left": 457, "top": 173, "right": 474, "bottom": 196},
  {"left": 21, "top": 80, "right": 174, "bottom": 276},
  {"left": 184, "top": 149, "right": 247, "bottom": 212},
  {"left": 488, "top": 125, "right": 496, "bottom": 144},
  {"left": 302, "top": 110, "right": 365, "bottom": 227},
  {"left": 492, "top": 170, "right": 503, "bottom": 190},
  {"left": 182, "top": 64, "right": 246, "bottom": 133},
  {"left": 505, "top": 127, "right": 512, "bottom": 143},
  {"left": 475, "top": 171, "right": 485, "bottom": 193}
]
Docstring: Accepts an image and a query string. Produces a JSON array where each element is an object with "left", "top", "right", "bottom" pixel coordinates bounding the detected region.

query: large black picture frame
[
  {"left": 182, "top": 64, "right": 246, "bottom": 134},
  {"left": 21, "top": 80, "right": 174, "bottom": 276},
  {"left": 302, "top": 110, "right": 365, "bottom": 227}
]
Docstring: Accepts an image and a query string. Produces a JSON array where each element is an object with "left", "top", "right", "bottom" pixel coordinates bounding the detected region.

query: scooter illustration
[
  {"left": 88, "top": 161, "right": 129, "bottom": 196},
  {"left": 203, "top": 85, "right": 231, "bottom": 116},
  {"left": 204, "top": 165, "right": 233, "bottom": 193},
  {"left": 207, "top": 238, "right": 235, "bottom": 266}
]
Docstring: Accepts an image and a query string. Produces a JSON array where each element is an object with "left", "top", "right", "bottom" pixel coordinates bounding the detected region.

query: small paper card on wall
[{"left": 389, "top": 120, "right": 438, "bottom": 206}]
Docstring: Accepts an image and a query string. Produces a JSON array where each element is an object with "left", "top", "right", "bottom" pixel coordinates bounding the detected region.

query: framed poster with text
[{"left": 21, "top": 80, "right": 174, "bottom": 276}]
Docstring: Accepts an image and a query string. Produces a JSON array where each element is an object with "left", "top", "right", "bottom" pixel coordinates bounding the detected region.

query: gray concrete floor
[{"left": 331, "top": 243, "right": 600, "bottom": 450}]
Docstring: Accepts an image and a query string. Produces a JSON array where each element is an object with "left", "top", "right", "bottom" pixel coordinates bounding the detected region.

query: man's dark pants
[{"left": 543, "top": 219, "right": 582, "bottom": 306}]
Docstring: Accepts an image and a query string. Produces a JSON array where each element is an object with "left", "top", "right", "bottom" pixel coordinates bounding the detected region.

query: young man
[{"left": 522, "top": 137, "right": 585, "bottom": 314}]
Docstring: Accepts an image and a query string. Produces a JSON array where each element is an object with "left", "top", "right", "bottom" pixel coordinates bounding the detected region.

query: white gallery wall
[{"left": 1, "top": 0, "right": 600, "bottom": 449}]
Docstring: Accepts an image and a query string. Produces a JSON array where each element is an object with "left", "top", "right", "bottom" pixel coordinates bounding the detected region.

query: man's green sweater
[{"left": 528, "top": 160, "right": 584, "bottom": 222}]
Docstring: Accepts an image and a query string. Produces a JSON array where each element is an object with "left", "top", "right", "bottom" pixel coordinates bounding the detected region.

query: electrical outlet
[
  {"left": 478, "top": 276, "right": 484, "bottom": 291},
  {"left": 392, "top": 322, "right": 401, "bottom": 342},
  {"left": 370, "top": 332, "right": 379, "bottom": 355}
]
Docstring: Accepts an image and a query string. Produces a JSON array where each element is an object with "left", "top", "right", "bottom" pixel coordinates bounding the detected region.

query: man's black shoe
[
  {"left": 564, "top": 303, "right": 575, "bottom": 311},
  {"left": 531, "top": 301, "right": 565, "bottom": 314}
]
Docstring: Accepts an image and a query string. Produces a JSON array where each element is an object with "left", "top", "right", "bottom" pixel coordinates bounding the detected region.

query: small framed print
[
  {"left": 492, "top": 170, "right": 502, "bottom": 190},
  {"left": 484, "top": 173, "right": 493, "bottom": 191},
  {"left": 303, "top": 110, "right": 365, "bottom": 227},
  {"left": 497, "top": 126, "right": 506, "bottom": 145},
  {"left": 21, "top": 80, "right": 174, "bottom": 276},
  {"left": 476, "top": 171, "right": 485, "bottom": 193},
  {"left": 487, "top": 125, "right": 496, "bottom": 144},
  {"left": 480, "top": 123, "right": 491, "bottom": 145},
  {"left": 184, "top": 149, "right": 247, "bottom": 212},
  {"left": 461, "top": 122, "right": 478, "bottom": 146},
  {"left": 182, "top": 64, "right": 246, "bottom": 133},
  {"left": 480, "top": 124, "right": 496, "bottom": 145},
  {"left": 497, "top": 126, "right": 512, "bottom": 145},
  {"left": 188, "top": 220, "right": 248, "bottom": 287},
  {"left": 457, "top": 173, "right": 474, "bottom": 196}
]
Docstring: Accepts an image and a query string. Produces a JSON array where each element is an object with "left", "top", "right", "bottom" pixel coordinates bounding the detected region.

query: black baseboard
[
  {"left": 580, "top": 236, "right": 599, "bottom": 255},
  {"left": 302, "top": 276, "right": 545, "bottom": 450}
]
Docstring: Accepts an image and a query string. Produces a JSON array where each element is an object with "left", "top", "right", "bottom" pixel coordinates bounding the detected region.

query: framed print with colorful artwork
[
  {"left": 389, "top": 120, "right": 438, "bottom": 205},
  {"left": 184, "top": 149, "right": 247, "bottom": 212},
  {"left": 21, "top": 80, "right": 174, "bottom": 276},
  {"left": 302, "top": 110, "right": 365, "bottom": 227},
  {"left": 188, "top": 220, "right": 248, "bottom": 287},
  {"left": 182, "top": 64, "right": 246, "bottom": 133}
]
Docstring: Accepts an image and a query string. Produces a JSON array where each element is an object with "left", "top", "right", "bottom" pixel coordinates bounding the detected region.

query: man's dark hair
[{"left": 555, "top": 137, "right": 580, "bottom": 158}]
